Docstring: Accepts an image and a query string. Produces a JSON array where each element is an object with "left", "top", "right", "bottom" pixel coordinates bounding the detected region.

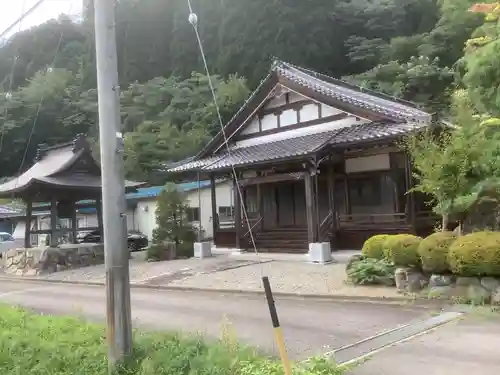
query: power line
[
  {"left": 0, "top": 0, "right": 28, "bottom": 153},
  {"left": 0, "top": 0, "right": 46, "bottom": 41}
]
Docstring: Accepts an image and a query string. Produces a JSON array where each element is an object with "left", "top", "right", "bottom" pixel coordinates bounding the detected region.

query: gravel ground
[{"left": 166, "top": 261, "right": 402, "bottom": 298}]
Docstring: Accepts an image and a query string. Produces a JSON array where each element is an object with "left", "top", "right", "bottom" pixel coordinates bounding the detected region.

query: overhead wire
[
  {"left": 14, "top": 0, "right": 77, "bottom": 184},
  {"left": 186, "top": 0, "right": 263, "bottom": 267},
  {"left": 0, "top": 0, "right": 28, "bottom": 153}
]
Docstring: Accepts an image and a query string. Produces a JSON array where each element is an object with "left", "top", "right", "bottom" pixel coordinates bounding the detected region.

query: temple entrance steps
[{"left": 250, "top": 227, "right": 308, "bottom": 253}]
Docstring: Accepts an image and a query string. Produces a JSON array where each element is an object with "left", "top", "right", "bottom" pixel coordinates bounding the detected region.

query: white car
[{"left": 0, "top": 232, "right": 16, "bottom": 257}]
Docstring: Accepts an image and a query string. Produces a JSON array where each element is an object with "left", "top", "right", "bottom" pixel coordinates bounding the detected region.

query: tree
[
  {"left": 148, "top": 183, "right": 196, "bottom": 261},
  {"left": 122, "top": 73, "right": 250, "bottom": 181},
  {"left": 346, "top": 56, "right": 454, "bottom": 115},
  {"left": 404, "top": 90, "right": 500, "bottom": 230},
  {"left": 461, "top": 2, "right": 500, "bottom": 116}
]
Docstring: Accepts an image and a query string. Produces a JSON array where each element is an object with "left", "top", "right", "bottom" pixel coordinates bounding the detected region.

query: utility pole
[{"left": 93, "top": 0, "right": 133, "bottom": 369}]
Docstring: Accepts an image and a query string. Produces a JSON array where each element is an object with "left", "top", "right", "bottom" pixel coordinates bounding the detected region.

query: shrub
[
  {"left": 383, "top": 234, "right": 422, "bottom": 267},
  {"left": 347, "top": 258, "right": 395, "bottom": 286},
  {"left": 417, "top": 231, "right": 457, "bottom": 274},
  {"left": 345, "top": 254, "right": 364, "bottom": 272},
  {"left": 361, "top": 234, "right": 391, "bottom": 260},
  {"left": 448, "top": 231, "right": 500, "bottom": 277}
]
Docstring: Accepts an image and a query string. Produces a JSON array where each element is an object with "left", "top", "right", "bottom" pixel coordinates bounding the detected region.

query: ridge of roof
[{"left": 274, "top": 60, "right": 421, "bottom": 110}]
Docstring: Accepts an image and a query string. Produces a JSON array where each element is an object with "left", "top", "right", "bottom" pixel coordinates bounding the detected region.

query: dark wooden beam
[
  {"left": 239, "top": 172, "right": 303, "bottom": 186},
  {"left": 259, "top": 99, "right": 313, "bottom": 116},
  {"left": 210, "top": 174, "right": 218, "bottom": 241},
  {"left": 50, "top": 197, "right": 58, "bottom": 247},
  {"left": 304, "top": 171, "right": 316, "bottom": 243},
  {"left": 327, "top": 163, "right": 337, "bottom": 234},
  {"left": 389, "top": 152, "right": 400, "bottom": 213},
  {"left": 96, "top": 197, "right": 103, "bottom": 239},
  {"left": 404, "top": 153, "right": 416, "bottom": 233},
  {"left": 233, "top": 178, "right": 241, "bottom": 249},
  {"left": 24, "top": 200, "right": 32, "bottom": 248},
  {"left": 71, "top": 201, "right": 78, "bottom": 244}
]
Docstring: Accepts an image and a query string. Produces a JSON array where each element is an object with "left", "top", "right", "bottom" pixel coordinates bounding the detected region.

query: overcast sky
[{"left": 0, "top": 0, "right": 82, "bottom": 38}]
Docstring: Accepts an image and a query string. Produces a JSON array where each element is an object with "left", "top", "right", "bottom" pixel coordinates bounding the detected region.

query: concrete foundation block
[
  {"left": 308, "top": 242, "right": 333, "bottom": 264},
  {"left": 194, "top": 242, "right": 212, "bottom": 259}
]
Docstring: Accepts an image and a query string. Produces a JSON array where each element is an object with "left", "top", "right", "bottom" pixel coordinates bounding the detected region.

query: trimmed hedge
[
  {"left": 418, "top": 231, "right": 457, "bottom": 274},
  {"left": 448, "top": 231, "right": 500, "bottom": 277},
  {"left": 383, "top": 234, "right": 422, "bottom": 267},
  {"left": 361, "top": 234, "right": 391, "bottom": 260}
]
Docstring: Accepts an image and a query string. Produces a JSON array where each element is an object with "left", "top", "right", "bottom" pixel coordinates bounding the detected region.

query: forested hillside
[{"left": 0, "top": 0, "right": 496, "bottom": 182}]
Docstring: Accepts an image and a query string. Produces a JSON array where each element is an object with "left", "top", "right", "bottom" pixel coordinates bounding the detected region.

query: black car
[{"left": 77, "top": 230, "right": 149, "bottom": 251}]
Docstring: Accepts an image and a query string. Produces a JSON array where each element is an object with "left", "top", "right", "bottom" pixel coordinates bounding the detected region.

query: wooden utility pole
[{"left": 93, "top": 0, "right": 133, "bottom": 370}]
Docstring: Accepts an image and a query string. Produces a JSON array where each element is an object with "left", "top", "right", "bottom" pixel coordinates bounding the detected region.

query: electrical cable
[
  {"left": 186, "top": 0, "right": 262, "bottom": 267},
  {"left": 0, "top": 0, "right": 28, "bottom": 152}
]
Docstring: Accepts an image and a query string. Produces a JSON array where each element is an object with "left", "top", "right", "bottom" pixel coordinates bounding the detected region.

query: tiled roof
[
  {"left": 328, "top": 121, "right": 427, "bottom": 147},
  {"left": 275, "top": 61, "right": 431, "bottom": 123},
  {"left": 203, "top": 130, "right": 336, "bottom": 171},
  {"left": 168, "top": 121, "right": 425, "bottom": 173}
]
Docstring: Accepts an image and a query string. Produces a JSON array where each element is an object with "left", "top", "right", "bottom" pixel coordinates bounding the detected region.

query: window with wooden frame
[{"left": 186, "top": 207, "right": 200, "bottom": 222}]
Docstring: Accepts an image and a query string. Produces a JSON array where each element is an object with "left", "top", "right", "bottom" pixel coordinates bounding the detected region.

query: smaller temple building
[{"left": 0, "top": 134, "right": 142, "bottom": 248}]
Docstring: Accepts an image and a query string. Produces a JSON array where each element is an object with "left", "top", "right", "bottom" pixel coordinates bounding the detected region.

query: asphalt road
[{"left": 0, "top": 279, "right": 429, "bottom": 360}]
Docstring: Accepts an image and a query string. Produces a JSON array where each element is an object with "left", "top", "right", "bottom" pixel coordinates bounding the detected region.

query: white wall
[{"left": 184, "top": 180, "right": 233, "bottom": 239}]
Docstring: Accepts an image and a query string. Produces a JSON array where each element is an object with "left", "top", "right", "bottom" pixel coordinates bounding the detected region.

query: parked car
[
  {"left": 0, "top": 232, "right": 17, "bottom": 257},
  {"left": 77, "top": 230, "right": 149, "bottom": 251}
]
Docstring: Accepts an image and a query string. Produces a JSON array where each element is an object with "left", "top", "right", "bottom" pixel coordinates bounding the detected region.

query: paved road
[
  {"left": 0, "top": 279, "right": 429, "bottom": 359},
  {"left": 351, "top": 315, "right": 500, "bottom": 375}
]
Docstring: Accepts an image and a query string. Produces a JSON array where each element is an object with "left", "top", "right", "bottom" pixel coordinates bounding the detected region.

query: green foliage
[
  {"left": 151, "top": 183, "right": 197, "bottom": 260},
  {"left": 0, "top": 305, "right": 345, "bottom": 375},
  {"left": 403, "top": 93, "right": 500, "bottom": 223},
  {"left": 448, "top": 231, "right": 500, "bottom": 276},
  {"left": 418, "top": 231, "right": 457, "bottom": 273},
  {"left": 347, "top": 258, "right": 396, "bottom": 286},
  {"left": 383, "top": 234, "right": 422, "bottom": 267},
  {"left": 361, "top": 234, "right": 391, "bottom": 260},
  {"left": 346, "top": 254, "right": 364, "bottom": 272},
  {"left": 346, "top": 56, "right": 454, "bottom": 114}
]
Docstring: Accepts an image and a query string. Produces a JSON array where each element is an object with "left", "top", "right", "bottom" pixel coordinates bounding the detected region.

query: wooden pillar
[
  {"left": 257, "top": 183, "right": 264, "bottom": 224},
  {"left": 389, "top": 152, "right": 400, "bottom": 213},
  {"left": 313, "top": 172, "right": 320, "bottom": 241},
  {"left": 71, "top": 201, "right": 78, "bottom": 244},
  {"left": 50, "top": 197, "right": 58, "bottom": 247},
  {"left": 404, "top": 153, "right": 416, "bottom": 233},
  {"left": 327, "top": 163, "right": 337, "bottom": 232},
  {"left": 210, "top": 174, "right": 218, "bottom": 243},
  {"left": 233, "top": 178, "right": 242, "bottom": 249},
  {"left": 304, "top": 171, "right": 317, "bottom": 243},
  {"left": 24, "top": 200, "right": 32, "bottom": 248},
  {"left": 96, "top": 197, "right": 104, "bottom": 241}
]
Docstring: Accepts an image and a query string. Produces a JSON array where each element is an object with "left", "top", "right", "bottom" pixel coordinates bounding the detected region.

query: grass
[{"left": 0, "top": 305, "right": 345, "bottom": 375}]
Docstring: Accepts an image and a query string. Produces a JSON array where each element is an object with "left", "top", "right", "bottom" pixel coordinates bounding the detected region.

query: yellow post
[{"left": 262, "top": 276, "right": 293, "bottom": 375}]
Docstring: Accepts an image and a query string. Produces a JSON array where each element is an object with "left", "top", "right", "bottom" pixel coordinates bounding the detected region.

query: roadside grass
[{"left": 0, "top": 305, "right": 345, "bottom": 375}]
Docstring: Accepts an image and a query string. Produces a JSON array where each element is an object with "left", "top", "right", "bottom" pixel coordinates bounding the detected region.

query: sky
[{"left": 0, "top": 0, "right": 82, "bottom": 38}]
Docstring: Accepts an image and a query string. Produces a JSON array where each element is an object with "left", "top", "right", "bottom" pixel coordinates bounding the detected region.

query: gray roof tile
[{"left": 168, "top": 121, "right": 426, "bottom": 173}]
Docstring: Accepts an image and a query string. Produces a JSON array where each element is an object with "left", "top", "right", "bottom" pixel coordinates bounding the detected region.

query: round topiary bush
[
  {"left": 448, "top": 231, "right": 500, "bottom": 277},
  {"left": 361, "top": 234, "right": 391, "bottom": 260},
  {"left": 383, "top": 234, "right": 422, "bottom": 267},
  {"left": 417, "top": 231, "right": 457, "bottom": 274}
]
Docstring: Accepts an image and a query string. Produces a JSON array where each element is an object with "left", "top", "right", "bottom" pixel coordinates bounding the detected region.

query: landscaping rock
[
  {"left": 406, "top": 271, "right": 429, "bottom": 293},
  {"left": 491, "top": 287, "right": 500, "bottom": 306},
  {"left": 429, "top": 274, "right": 454, "bottom": 288},
  {"left": 456, "top": 277, "right": 481, "bottom": 287},
  {"left": 480, "top": 277, "right": 500, "bottom": 292},
  {"left": 467, "top": 284, "right": 491, "bottom": 304},
  {"left": 394, "top": 268, "right": 407, "bottom": 292},
  {"left": 428, "top": 285, "right": 454, "bottom": 299}
]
